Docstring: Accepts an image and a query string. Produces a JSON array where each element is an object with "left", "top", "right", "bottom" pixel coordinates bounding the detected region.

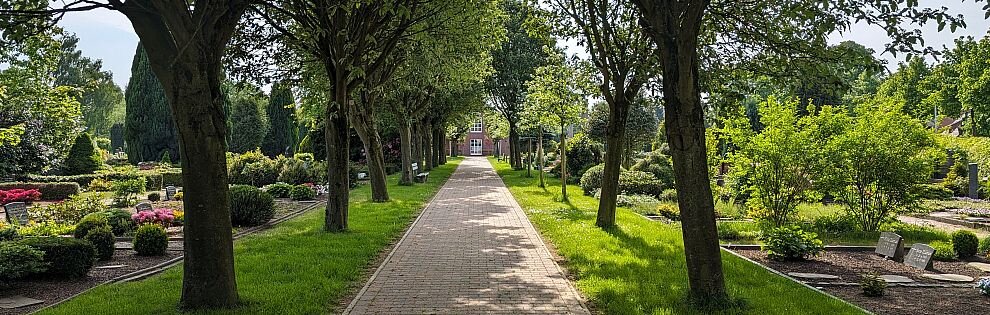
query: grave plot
[{"left": 732, "top": 238, "right": 990, "bottom": 315}]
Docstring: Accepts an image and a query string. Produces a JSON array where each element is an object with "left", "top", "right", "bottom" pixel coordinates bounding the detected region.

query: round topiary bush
[
  {"left": 979, "top": 236, "right": 990, "bottom": 256},
  {"left": 74, "top": 214, "right": 110, "bottom": 239},
  {"left": 133, "top": 224, "right": 168, "bottom": 256},
  {"left": 230, "top": 185, "right": 276, "bottom": 226},
  {"left": 17, "top": 237, "right": 95, "bottom": 278},
  {"left": 952, "top": 230, "right": 979, "bottom": 258},
  {"left": 290, "top": 185, "right": 316, "bottom": 201},
  {"left": 148, "top": 192, "right": 161, "bottom": 202},
  {"left": 84, "top": 225, "right": 115, "bottom": 261},
  {"left": 0, "top": 242, "right": 46, "bottom": 285},
  {"left": 580, "top": 164, "right": 605, "bottom": 196},
  {"left": 264, "top": 182, "right": 294, "bottom": 198}
]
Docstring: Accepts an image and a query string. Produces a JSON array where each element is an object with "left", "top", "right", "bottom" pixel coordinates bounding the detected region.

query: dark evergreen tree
[
  {"left": 65, "top": 132, "right": 102, "bottom": 175},
  {"left": 124, "top": 43, "right": 178, "bottom": 164},
  {"left": 109, "top": 123, "right": 125, "bottom": 151},
  {"left": 261, "top": 83, "right": 296, "bottom": 157},
  {"left": 227, "top": 84, "right": 268, "bottom": 153}
]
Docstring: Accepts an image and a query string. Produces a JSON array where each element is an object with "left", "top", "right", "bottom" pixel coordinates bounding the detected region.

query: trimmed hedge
[
  {"left": 0, "top": 242, "right": 46, "bottom": 284},
  {"left": 17, "top": 237, "right": 96, "bottom": 278},
  {"left": 16, "top": 174, "right": 100, "bottom": 187},
  {"left": 0, "top": 182, "right": 81, "bottom": 200},
  {"left": 133, "top": 224, "right": 168, "bottom": 256}
]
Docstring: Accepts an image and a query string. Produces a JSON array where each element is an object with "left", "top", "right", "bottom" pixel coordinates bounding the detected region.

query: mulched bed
[
  {"left": 734, "top": 249, "right": 990, "bottom": 315},
  {"left": 1, "top": 199, "right": 321, "bottom": 315},
  {"left": 0, "top": 250, "right": 183, "bottom": 315}
]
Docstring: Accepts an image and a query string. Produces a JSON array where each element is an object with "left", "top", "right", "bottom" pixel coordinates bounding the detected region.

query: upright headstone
[
  {"left": 2, "top": 202, "right": 28, "bottom": 225},
  {"left": 875, "top": 232, "right": 905, "bottom": 261},
  {"left": 970, "top": 163, "right": 980, "bottom": 199},
  {"left": 135, "top": 202, "right": 153, "bottom": 213},
  {"left": 904, "top": 243, "right": 935, "bottom": 270},
  {"left": 165, "top": 186, "right": 177, "bottom": 201}
]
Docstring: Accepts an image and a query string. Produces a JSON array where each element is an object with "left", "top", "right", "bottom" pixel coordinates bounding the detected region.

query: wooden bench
[{"left": 412, "top": 163, "right": 429, "bottom": 183}]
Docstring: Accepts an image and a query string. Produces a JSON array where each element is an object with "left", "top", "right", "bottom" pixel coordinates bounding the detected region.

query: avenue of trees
[{"left": 2, "top": 0, "right": 990, "bottom": 311}]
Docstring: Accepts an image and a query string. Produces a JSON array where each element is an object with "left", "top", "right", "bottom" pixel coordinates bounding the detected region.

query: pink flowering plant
[{"left": 131, "top": 208, "right": 176, "bottom": 227}]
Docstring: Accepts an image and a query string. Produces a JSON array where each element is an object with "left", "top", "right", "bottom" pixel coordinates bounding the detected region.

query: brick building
[{"left": 455, "top": 114, "right": 510, "bottom": 156}]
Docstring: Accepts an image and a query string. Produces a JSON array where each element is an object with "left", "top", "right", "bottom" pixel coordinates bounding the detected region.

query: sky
[{"left": 59, "top": 2, "right": 990, "bottom": 89}]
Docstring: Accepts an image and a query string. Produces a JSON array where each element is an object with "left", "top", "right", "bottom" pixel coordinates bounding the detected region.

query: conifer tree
[
  {"left": 262, "top": 83, "right": 296, "bottom": 157},
  {"left": 65, "top": 132, "right": 102, "bottom": 175},
  {"left": 124, "top": 43, "right": 178, "bottom": 164}
]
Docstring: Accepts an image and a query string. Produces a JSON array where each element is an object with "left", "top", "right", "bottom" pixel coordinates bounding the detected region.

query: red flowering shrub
[{"left": 0, "top": 189, "right": 42, "bottom": 204}]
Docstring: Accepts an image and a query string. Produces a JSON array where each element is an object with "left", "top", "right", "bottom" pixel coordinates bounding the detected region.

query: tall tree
[
  {"left": 227, "top": 84, "right": 269, "bottom": 153},
  {"left": 2, "top": 0, "right": 251, "bottom": 308},
  {"left": 55, "top": 34, "right": 125, "bottom": 137},
  {"left": 124, "top": 43, "right": 178, "bottom": 164},
  {"left": 487, "top": 0, "right": 549, "bottom": 170},
  {"left": 541, "top": 0, "right": 657, "bottom": 228},
  {"left": 262, "top": 83, "right": 295, "bottom": 157}
]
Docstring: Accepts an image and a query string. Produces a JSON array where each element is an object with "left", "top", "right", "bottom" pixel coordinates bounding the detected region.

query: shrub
[
  {"left": 230, "top": 185, "right": 275, "bottom": 226},
  {"left": 563, "top": 133, "right": 603, "bottom": 179},
  {"left": 277, "top": 159, "right": 311, "bottom": 185},
  {"left": 228, "top": 150, "right": 278, "bottom": 186},
  {"left": 656, "top": 203, "right": 680, "bottom": 221},
  {"left": 0, "top": 182, "right": 80, "bottom": 201},
  {"left": 173, "top": 191, "right": 183, "bottom": 201},
  {"left": 0, "top": 243, "right": 46, "bottom": 284},
  {"left": 860, "top": 273, "right": 886, "bottom": 297},
  {"left": 290, "top": 185, "right": 316, "bottom": 201},
  {"left": 760, "top": 226, "right": 824, "bottom": 261},
  {"left": 148, "top": 192, "right": 161, "bottom": 202},
  {"left": 111, "top": 178, "right": 146, "bottom": 207},
  {"left": 0, "top": 188, "right": 41, "bottom": 204},
  {"left": 952, "top": 230, "right": 979, "bottom": 258},
  {"left": 1, "top": 225, "right": 21, "bottom": 241},
  {"left": 74, "top": 214, "right": 110, "bottom": 239},
  {"left": 133, "top": 224, "right": 168, "bottom": 256},
  {"left": 810, "top": 213, "right": 859, "bottom": 235},
  {"left": 16, "top": 222, "right": 75, "bottom": 237},
  {"left": 102, "top": 209, "right": 136, "bottom": 236},
  {"left": 630, "top": 151, "right": 675, "bottom": 190},
  {"left": 580, "top": 164, "right": 605, "bottom": 196},
  {"left": 160, "top": 169, "right": 182, "bottom": 187},
  {"left": 979, "top": 237, "right": 990, "bottom": 256},
  {"left": 658, "top": 189, "right": 678, "bottom": 202},
  {"left": 87, "top": 178, "right": 112, "bottom": 192},
  {"left": 618, "top": 170, "right": 664, "bottom": 197},
  {"left": 65, "top": 133, "right": 103, "bottom": 175},
  {"left": 17, "top": 237, "right": 95, "bottom": 278},
  {"left": 616, "top": 194, "right": 659, "bottom": 207},
  {"left": 33, "top": 195, "right": 107, "bottom": 224},
  {"left": 84, "top": 225, "right": 115, "bottom": 261},
  {"left": 132, "top": 208, "right": 177, "bottom": 226},
  {"left": 930, "top": 240, "right": 956, "bottom": 261},
  {"left": 264, "top": 182, "right": 293, "bottom": 198},
  {"left": 913, "top": 184, "right": 954, "bottom": 201}
]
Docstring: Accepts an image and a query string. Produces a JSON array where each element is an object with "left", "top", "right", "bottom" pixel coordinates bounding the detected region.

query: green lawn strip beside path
[
  {"left": 41, "top": 157, "right": 463, "bottom": 315},
  {"left": 490, "top": 158, "right": 864, "bottom": 315}
]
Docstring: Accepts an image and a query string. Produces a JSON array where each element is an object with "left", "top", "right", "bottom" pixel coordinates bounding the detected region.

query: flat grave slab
[
  {"left": 0, "top": 296, "right": 44, "bottom": 309},
  {"left": 967, "top": 262, "right": 990, "bottom": 273},
  {"left": 880, "top": 275, "right": 914, "bottom": 283},
  {"left": 787, "top": 272, "right": 840, "bottom": 280},
  {"left": 95, "top": 264, "right": 128, "bottom": 269},
  {"left": 921, "top": 273, "right": 974, "bottom": 282}
]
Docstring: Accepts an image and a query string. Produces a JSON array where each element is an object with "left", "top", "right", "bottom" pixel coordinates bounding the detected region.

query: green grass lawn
[
  {"left": 40, "top": 158, "right": 463, "bottom": 315},
  {"left": 490, "top": 158, "right": 864, "bottom": 315}
]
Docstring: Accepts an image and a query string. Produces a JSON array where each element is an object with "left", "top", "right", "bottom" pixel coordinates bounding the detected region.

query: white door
[{"left": 470, "top": 139, "right": 483, "bottom": 155}]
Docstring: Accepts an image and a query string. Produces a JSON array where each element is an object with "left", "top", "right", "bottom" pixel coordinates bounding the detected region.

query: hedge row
[
  {"left": 0, "top": 182, "right": 81, "bottom": 201},
  {"left": 17, "top": 169, "right": 182, "bottom": 191}
]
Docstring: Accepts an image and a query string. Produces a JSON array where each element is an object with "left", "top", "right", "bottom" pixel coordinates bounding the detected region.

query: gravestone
[
  {"left": 135, "top": 202, "right": 153, "bottom": 213},
  {"left": 904, "top": 243, "right": 935, "bottom": 270},
  {"left": 165, "top": 186, "right": 177, "bottom": 201},
  {"left": 875, "top": 232, "right": 905, "bottom": 261},
  {"left": 3, "top": 202, "right": 28, "bottom": 225},
  {"left": 357, "top": 172, "right": 367, "bottom": 180},
  {"left": 970, "top": 163, "right": 980, "bottom": 199}
]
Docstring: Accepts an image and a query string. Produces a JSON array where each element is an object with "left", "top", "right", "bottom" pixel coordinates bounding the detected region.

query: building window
[{"left": 470, "top": 118, "right": 483, "bottom": 133}]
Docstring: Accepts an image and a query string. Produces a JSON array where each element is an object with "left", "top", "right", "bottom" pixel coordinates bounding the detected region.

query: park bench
[{"left": 412, "top": 163, "right": 429, "bottom": 183}]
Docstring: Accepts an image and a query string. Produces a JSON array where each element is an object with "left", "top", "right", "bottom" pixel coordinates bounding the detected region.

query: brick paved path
[{"left": 343, "top": 157, "right": 589, "bottom": 315}]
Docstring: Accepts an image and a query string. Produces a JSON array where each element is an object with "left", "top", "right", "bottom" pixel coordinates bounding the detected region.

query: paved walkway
[{"left": 343, "top": 157, "right": 589, "bottom": 315}]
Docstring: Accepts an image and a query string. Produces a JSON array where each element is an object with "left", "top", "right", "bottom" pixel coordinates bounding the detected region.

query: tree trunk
[
  {"left": 399, "top": 120, "right": 414, "bottom": 185},
  {"left": 168, "top": 73, "right": 238, "bottom": 310},
  {"left": 349, "top": 109, "right": 389, "bottom": 202},
  {"left": 560, "top": 124, "right": 568, "bottom": 201},
  {"left": 412, "top": 123, "right": 423, "bottom": 167},
  {"left": 633, "top": 0, "right": 726, "bottom": 302},
  {"left": 527, "top": 138, "right": 533, "bottom": 178},
  {"left": 324, "top": 81, "right": 350, "bottom": 232},
  {"left": 423, "top": 121, "right": 434, "bottom": 171},
  {"left": 538, "top": 126, "right": 545, "bottom": 188},
  {"left": 509, "top": 124, "right": 521, "bottom": 169},
  {"left": 433, "top": 125, "right": 445, "bottom": 165},
  {"left": 596, "top": 98, "right": 630, "bottom": 228}
]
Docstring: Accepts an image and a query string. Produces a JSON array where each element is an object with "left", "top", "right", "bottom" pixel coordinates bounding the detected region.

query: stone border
[{"left": 30, "top": 201, "right": 324, "bottom": 314}]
